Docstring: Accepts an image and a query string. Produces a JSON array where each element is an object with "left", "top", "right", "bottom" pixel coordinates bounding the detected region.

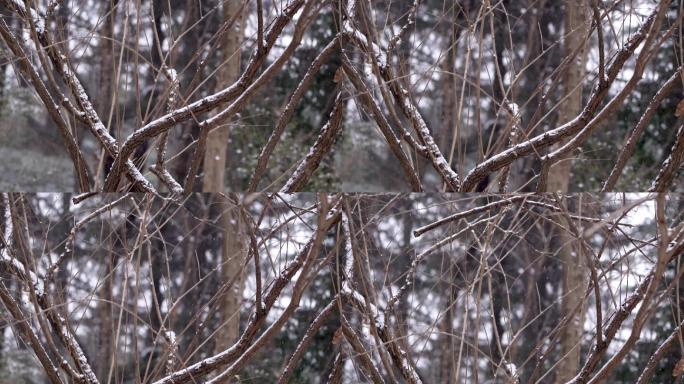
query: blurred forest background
[{"left": 0, "top": 0, "right": 682, "bottom": 192}]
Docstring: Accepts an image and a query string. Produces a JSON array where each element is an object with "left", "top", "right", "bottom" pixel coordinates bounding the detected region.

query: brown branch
[
  {"left": 537, "top": 1, "right": 674, "bottom": 190},
  {"left": 103, "top": 0, "right": 313, "bottom": 191},
  {"left": 0, "top": 18, "right": 90, "bottom": 191},
  {"left": 206, "top": 194, "right": 333, "bottom": 383},
  {"left": 650, "top": 121, "right": 684, "bottom": 192},
  {"left": 277, "top": 298, "right": 340, "bottom": 384},
  {"left": 602, "top": 67, "right": 682, "bottom": 191},
  {"left": 248, "top": 34, "right": 347, "bottom": 192},
  {"left": 460, "top": 6, "right": 663, "bottom": 191},
  {"left": 569, "top": 196, "right": 679, "bottom": 383},
  {"left": 0, "top": 282, "right": 64, "bottom": 384},
  {"left": 153, "top": 199, "right": 342, "bottom": 384},
  {"left": 340, "top": 316, "right": 386, "bottom": 384},
  {"left": 341, "top": 56, "right": 423, "bottom": 191},
  {"left": 413, "top": 195, "right": 530, "bottom": 237},
  {"left": 345, "top": 30, "right": 460, "bottom": 191},
  {"left": 2, "top": 0, "right": 154, "bottom": 193},
  {"left": 1, "top": 196, "right": 100, "bottom": 384},
  {"left": 281, "top": 91, "right": 346, "bottom": 192},
  {"left": 326, "top": 351, "right": 346, "bottom": 383},
  {"left": 635, "top": 318, "right": 684, "bottom": 384}
]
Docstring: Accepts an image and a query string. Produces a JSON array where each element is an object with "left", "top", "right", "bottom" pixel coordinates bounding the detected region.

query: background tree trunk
[
  {"left": 100, "top": 0, "right": 119, "bottom": 178},
  {"left": 212, "top": 193, "right": 248, "bottom": 383},
  {"left": 204, "top": 4, "right": 247, "bottom": 381},
  {"left": 202, "top": 1, "right": 244, "bottom": 192},
  {"left": 547, "top": 0, "right": 589, "bottom": 194},
  {"left": 96, "top": 235, "right": 115, "bottom": 381},
  {"left": 551, "top": 2, "right": 590, "bottom": 381}
]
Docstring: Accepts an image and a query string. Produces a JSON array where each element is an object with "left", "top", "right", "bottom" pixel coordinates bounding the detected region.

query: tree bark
[
  {"left": 100, "top": 0, "right": 119, "bottom": 178},
  {"left": 96, "top": 2, "right": 117, "bottom": 369},
  {"left": 202, "top": 1, "right": 244, "bottom": 192},
  {"left": 438, "top": 262, "right": 457, "bottom": 384},
  {"left": 205, "top": 5, "right": 247, "bottom": 382},
  {"left": 0, "top": 47, "right": 6, "bottom": 104},
  {"left": 96, "top": 236, "right": 115, "bottom": 381},
  {"left": 212, "top": 194, "right": 248, "bottom": 383},
  {"left": 547, "top": 0, "right": 589, "bottom": 194},
  {"left": 551, "top": 3, "right": 590, "bottom": 381},
  {"left": 440, "top": 11, "right": 460, "bottom": 169}
]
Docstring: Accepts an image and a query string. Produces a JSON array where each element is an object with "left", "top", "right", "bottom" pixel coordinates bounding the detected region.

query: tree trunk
[
  {"left": 96, "top": 236, "right": 115, "bottom": 381},
  {"left": 205, "top": 4, "right": 247, "bottom": 382},
  {"left": 0, "top": 4, "right": 6, "bottom": 102},
  {"left": 100, "top": 0, "right": 119, "bottom": 178},
  {"left": 96, "top": 5, "right": 117, "bottom": 370},
  {"left": 171, "top": 0, "right": 200, "bottom": 183},
  {"left": 202, "top": 1, "right": 244, "bottom": 192},
  {"left": 440, "top": 11, "right": 460, "bottom": 167},
  {"left": 0, "top": 49, "right": 6, "bottom": 104},
  {"left": 439, "top": 261, "right": 457, "bottom": 384},
  {"left": 550, "top": 2, "right": 590, "bottom": 381},
  {"left": 212, "top": 193, "right": 248, "bottom": 383},
  {"left": 547, "top": 0, "right": 589, "bottom": 194}
]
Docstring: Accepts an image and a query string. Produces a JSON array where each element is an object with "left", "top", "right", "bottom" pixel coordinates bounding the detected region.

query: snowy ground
[{"left": 0, "top": 146, "right": 75, "bottom": 191}]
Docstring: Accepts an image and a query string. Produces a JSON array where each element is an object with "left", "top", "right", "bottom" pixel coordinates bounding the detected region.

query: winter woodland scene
[{"left": 1, "top": 0, "right": 684, "bottom": 383}]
